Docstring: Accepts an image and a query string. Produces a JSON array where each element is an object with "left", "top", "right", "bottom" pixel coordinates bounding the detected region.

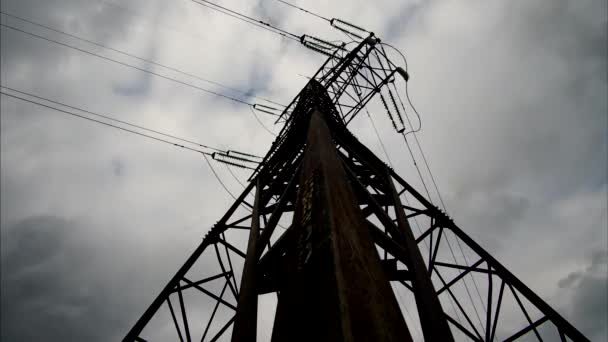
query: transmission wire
[
  {"left": 388, "top": 74, "right": 479, "bottom": 329},
  {"left": 202, "top": 153, "right": 238, "bottom": 201},
  {"left": 190, "top": 0, "right": 300, "bottom": 41},
  {"left": 224, "top": 163, "right": 247, "bottom": 189},
  {"left": 364, "top": 108, "right": 393, "bottom": 168},
  {"left": 397, "top": 88, "right": 487, "bottom": 336},
  {"left": 0, "top": 23, "right": 253, "bottom": 106},
  {"left": 0, "top": 89, "right": 257, "bottom": 207},
  {"left": 0, "top": 11, "right": 285, "bottom": 108},
  {"left": 398, "top": 87, "right": 489, "bottom": 323},
  {"left": 270, "top": 0, "right": 330, "bottom": 22},
  {"left": 391, "top": 81, "right": 420, "bottom": 134},
  {"left": 359, "top": 90, "right": 465, "bottom": 328},
  {"left": 394, "top": 284, "right": 423, "bottom": 340},
  {"left": 2, "top": 86, "right": 225, "bottom": 152},
  {"left": 249, "top": 106, "right": 277, "bottom": 137},
  {"left": 387, "top": 43, "right": 489, "bottom": 334},
  {"left": 0, "top": 90, "right": 214, "bottom": 156},
  {"left": 370, "top": 41, "right": 486, "bottom": 333}
]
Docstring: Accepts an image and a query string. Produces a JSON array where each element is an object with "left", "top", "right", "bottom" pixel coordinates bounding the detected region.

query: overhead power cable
[
  {"left": 201, "top": 153, "right": 240, "bottom": 201},
  {"left": 0, "top": 23, "right": 254, "bottom": 106},
  {"left": 0, "top": 11, "right": 286, "bottom": 108},
  {"left": 1, "top": 87, "right": 262, "bottom": 203},
  {"left": 1, "top": 86, "right": 224, "bottom": 152},
  {"left": 269, "top": 0, "right": 368, "bottom": 39},
  {"left": 191, "top": 0, "right": 348, "bottom": 61},
  {"left": 271, "top": 0, "right": 330, "bottom": 22},
  {"left": 0, "top": 90, "right": 214, "bottom": 156},
  {"left": 249, "top": 106, "right": 277, "bottom": 137},
  {"left": 383, "top": 42, "right": 490, "bottom": 333},
  {"left": 364, "top": 108, "right": 393, "bottom": 168},
  {"left": 0, "top": 87, "right": 260, "bottom": 163},
  {"left": 224, "top": 163, "right": 246, "bottom": 188},
  {"left": 190, "top": 0, "right": 300, "bottom": 41}
]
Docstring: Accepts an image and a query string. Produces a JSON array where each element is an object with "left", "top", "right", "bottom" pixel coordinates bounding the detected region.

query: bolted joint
[{"left": 202, "top": 223, "right": 225, "bottom": 244}]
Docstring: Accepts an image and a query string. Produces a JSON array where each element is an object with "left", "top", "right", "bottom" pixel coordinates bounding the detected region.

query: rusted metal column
[
  {"left": 271, "top": 110, "right": 412, "bottom": 342},
  {"left": 386, "top": 172, "right": 454, "bottom": 341},
  {"left": 231, "top": 179, "right": 262, "bottom": 342}
]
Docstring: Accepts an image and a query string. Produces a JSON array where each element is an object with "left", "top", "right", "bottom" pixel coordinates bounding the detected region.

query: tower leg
[
  {"left": 270, "top": 110, "right": 413, "bottom": 342},
  {"left": 231, "top": 180, "right": 262, "bottom": 342}
]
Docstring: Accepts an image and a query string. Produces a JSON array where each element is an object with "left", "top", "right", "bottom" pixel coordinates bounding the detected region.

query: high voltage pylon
[{"left": 124, "top": 34, "right": 589, "bottom": 341}]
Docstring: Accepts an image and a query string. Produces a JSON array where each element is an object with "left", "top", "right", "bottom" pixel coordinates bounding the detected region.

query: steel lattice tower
[{"left": 124, "top": 35, "right": 590, "bottom": 342}]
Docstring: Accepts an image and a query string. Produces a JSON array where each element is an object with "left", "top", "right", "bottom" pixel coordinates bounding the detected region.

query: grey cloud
[
  {"left": 558, "top": 271, "right": 583, "bottom": 289},
  {"left": 112, "top": 63, "right": 155, "bottom": 97},
  {"left": 0, "top": 0, "right": 606, "bottom": 340},
  {"left": 405, "top": 0, "right": 606, "bottom": 199},
  {"left": 1, "top": 0, "right": 138, "bottom": 76},
  {"left": 111, "top": 157, "right": 126, "bottom": 177},
  {"left": 589, "top": 249, "right": 608, "bottom": 271},
  {"left": 571, "top": 275, "right": 608, "bottom": 341},
  {"left": 1, "top": 215, "right": 135, "bottom": 341},
  {"left": 557, "top": 249, "right": 607, "bottom": 341}
]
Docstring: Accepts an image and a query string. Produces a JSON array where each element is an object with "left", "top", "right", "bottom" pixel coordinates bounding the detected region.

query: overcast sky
[{"left": 1, "top": 0, "right": 606, "bottom": 341}]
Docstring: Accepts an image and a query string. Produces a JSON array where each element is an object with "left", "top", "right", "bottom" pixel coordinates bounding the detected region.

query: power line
[
  {"left": 356, "top": 65, "right": 469, "bottom": 330},
  {"left": 0, "top": 11, "right": 286, "bottom": 108},
  {"left": 270, "top": 0, "right": 330, "bottom": 22},
  {"left": 1, "top": 88, "right": 262, "bottom": 205},
  {"left": 364, "top": 108, "right": 393, "bottom": 168},
  {"left": 0, "top": 23, "right": 253, "bottom": 106},
  {"left": 0, "top": 90, "right": 214, "bottom": 156},
  {"left": 191, "top": 0, "right": 351, "bottom": 62},
  {"left": 1, "top": 87, "right": 262, "bottom": 164},
  {"left": 224, "top": 163, "right": 247, "bottom": 188},
  {"left": 385, "top": 43, "right": 489, "bottom": 333},
  {"left": 202, "top": 153, "right": 239, "bottom": 201},
  {"left": 190, "top": 0, "right": 300, "bottom": 41},
  {"left": 2, "top": 21, "right": 285, "bottom": 123},
  {"left": 268, "top": 0, "right": 368, "bottom": 41},
  {"left": 2, "top": 86, "right": 224, "bottom": 153},
  {"left": 362, "top": 108, "right": 429, "bottom": 338},
  {"left": 395, "top": 84, "right": 487, "bottom": 334},
  {"left": 361, "top": 97, "right": 466, "bottom": 329},
  {"left": 391, "top": 82, "right": 420, "bottom": 135},
  {"left": 249, "top": 106, "right": 277, "bottom": 137},
  {"left": 380, "top": 43, "right": 422, "bottom": 136}
]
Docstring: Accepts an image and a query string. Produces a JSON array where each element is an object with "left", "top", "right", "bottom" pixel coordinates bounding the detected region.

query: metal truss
[
  {"left": 124, "top": 42, "right": 589, "bottom": 342},
  {"left": 331, "top": 120, "right": 590, "bottom": 342},
  {"left": 278, "top": 33, "right": 408, "bottom": 127}
]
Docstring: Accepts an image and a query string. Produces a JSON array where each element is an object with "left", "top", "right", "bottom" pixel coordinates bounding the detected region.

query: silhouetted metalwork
[{"left": 124, "top": 34, "right": 589, "bottom": 342}]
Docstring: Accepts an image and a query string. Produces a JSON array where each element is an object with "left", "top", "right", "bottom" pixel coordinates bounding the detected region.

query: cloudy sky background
[{"left": 1, "top": 0, "right": 606, "bottom": 340}]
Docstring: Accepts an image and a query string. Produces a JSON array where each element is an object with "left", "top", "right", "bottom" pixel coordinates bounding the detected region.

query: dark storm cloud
[
  {"left": 557, "top": 249, "right": 608, "bottom": 341},
  {"left": 0, "top": 215, "right": 136, "bottom": 341}
]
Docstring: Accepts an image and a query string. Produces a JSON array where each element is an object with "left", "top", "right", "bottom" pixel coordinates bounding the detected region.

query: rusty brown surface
[
  {"left": 270, "top": 110, "right": 412, "bottom": 342},
  {"left": 231, "top": 179, "right": 261, "bottom": 342}
]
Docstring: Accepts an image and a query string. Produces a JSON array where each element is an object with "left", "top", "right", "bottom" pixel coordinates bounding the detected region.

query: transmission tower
[{"left": 123, "top": 34, "right": 589, "bottom": 341}]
